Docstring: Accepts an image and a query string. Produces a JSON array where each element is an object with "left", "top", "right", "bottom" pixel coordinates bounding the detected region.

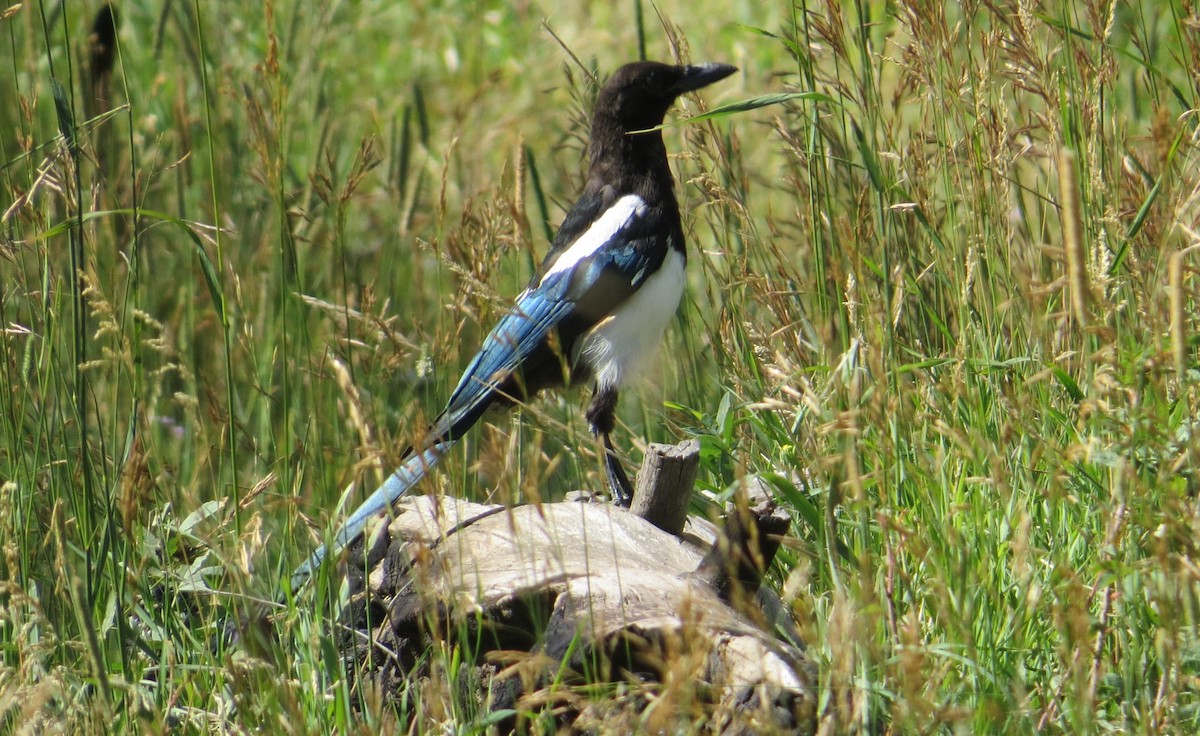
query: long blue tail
[
  {"left": 290, "top": 443, "right": 448, "bottom": 591},
  {"left": 289, "top": 278, "right": 563, "bottom": 592}
]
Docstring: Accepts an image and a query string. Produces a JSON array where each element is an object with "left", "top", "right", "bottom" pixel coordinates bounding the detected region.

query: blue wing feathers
[
  {"left": 443, "top": 214, "right": 668, "bottom": 415},
  {"left": 293, "top": 195, "right": 673, "bottom": 591},
  {"left": 443, "top": 289, "right": 575, "bottom": 417}
]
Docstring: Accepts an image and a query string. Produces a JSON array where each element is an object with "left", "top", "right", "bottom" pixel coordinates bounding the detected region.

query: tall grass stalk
[{"left": 3, "top": 1, "right": 1200, "bottom": 732}]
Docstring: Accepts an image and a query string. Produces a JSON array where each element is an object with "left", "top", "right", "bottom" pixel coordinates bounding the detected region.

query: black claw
[{"left": 603, "top": 433, "right": 634, "bottom": 507}]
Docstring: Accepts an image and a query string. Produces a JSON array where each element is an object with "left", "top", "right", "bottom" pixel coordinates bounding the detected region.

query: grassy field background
[{"left": 4, "top": 0, "right": 1200, "bottom": 733}]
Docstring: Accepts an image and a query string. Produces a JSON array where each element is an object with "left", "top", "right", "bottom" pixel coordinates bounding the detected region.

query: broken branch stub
[{"left": 629, "top": 439, "right": 701, "bottom": 535}]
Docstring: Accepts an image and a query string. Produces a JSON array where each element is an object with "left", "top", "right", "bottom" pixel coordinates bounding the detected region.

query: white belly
[{"left": 575, "top": 249, "right": 686, "bottom": 391}]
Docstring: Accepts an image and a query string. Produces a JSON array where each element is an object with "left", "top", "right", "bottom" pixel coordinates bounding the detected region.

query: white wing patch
[{"left": 540, "top": 194, "right": 646, "bottom": 284}]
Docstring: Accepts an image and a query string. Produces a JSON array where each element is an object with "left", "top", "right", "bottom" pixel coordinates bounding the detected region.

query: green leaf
[
  {"left": 51, "top": 78, "right": 78, "bottom": 159},
  {"left": 1052, "top": 366, "right": 1085, "bottom": 402},
  {"left": 1109, "top": 124, "right": 1185, "bottom": 275},
  {"left": 733, "top": 24, "right": 805, "bottom": 61},
  {"left": 181, "top": 499, "right": 226, "bottom": 535},
  {"left": 37, "top": 208, "right": 226, "bottom": 320},
  {"left": 634, "top": 91, "right": 835, "bottom": 133}
]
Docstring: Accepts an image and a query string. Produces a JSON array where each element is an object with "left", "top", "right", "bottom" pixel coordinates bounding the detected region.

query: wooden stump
[{"left": 335, "top": 442, "right": 815, "bottom": 734}]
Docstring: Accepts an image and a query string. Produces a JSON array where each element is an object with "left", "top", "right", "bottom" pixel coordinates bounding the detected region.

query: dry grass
[{"left": 3, "top": 0, "right": 1200, "bottom": 733}]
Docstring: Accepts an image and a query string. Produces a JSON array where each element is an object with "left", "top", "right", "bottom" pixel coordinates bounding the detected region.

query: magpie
[{"left": 292, "top": 60, "right": 737, "bottom": 590}]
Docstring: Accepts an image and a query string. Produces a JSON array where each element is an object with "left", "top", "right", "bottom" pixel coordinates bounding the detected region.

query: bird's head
[{"left": 597, "top": 61, "right": 737, "bottom": 134}]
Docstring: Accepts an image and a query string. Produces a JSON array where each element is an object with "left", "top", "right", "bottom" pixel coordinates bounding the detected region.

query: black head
[{"left": 596, "top": 61, "right": 737, "bottom": 133}]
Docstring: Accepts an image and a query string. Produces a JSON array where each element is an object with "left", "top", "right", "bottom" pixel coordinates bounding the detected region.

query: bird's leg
[
  {"left": 602, "top": 432, "right": 635, "bottom": 507},
  {"left": 585, "top": 386, "right": 635, "bottom": 507}
]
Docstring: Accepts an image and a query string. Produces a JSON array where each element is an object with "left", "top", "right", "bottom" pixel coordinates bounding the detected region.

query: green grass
[{"left": 4, "top": 0, "right": 1200, "bottom": 732}]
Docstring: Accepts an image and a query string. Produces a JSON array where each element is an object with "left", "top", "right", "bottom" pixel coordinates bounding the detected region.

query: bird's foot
[{"left": 602, "top": 433, "right": 635, "bottom": 507}]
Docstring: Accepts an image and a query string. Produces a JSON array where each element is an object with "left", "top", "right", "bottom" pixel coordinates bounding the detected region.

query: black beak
[{"left": 671, "top": 62, "right": 738, "bottom": 96}]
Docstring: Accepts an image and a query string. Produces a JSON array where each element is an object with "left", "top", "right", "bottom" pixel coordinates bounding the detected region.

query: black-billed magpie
[{"left": 292, "top": 61, "right": 737, "bottom": 590}]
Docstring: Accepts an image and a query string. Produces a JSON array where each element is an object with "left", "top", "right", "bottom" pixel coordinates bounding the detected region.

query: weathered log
[{"left": 336, "top": 443, "right": 815, "bottom": 733}]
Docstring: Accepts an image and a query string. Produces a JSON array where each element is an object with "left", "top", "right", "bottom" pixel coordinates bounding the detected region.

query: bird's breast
[{"left": 574, "top": 249, "right": 686, "bottom": 392}]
